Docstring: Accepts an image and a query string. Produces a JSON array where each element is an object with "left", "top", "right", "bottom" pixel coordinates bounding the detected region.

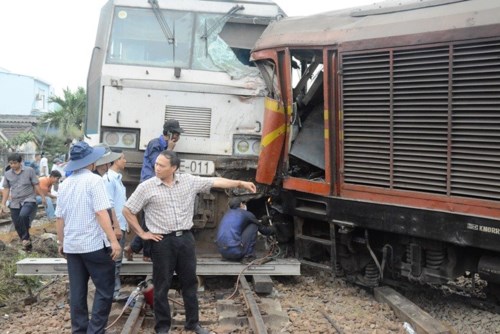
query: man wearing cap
[
  {"left": 55, "top": 141, "right": 121, "bottom": 334},
  {"left": 97, "top": 148, "right": 129, "bottom": 302},
  {"left": 124, "top": 119, "right": 184, "bottom": 262},
  {"left": 123, "top": 150, "right": 256, "bottom": 334},
  {"left": 216, "top": 198, "right": 275, "bottom": 264},
  {"left": 141, "top": 119, "right": 184, "bottom": 182},
  {"left": 93, "top": 145, "right": 124, "bottom": 244}
]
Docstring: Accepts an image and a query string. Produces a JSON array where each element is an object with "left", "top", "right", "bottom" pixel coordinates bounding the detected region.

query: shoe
[
  {"left": 186, "top": 324, "right": 210, "bottom": 334},
  {"left": 124, "top": 245, "right": 133, "bottom": 261},
  {"left": 22, "top": 239, "right": 32, "bottom": 251},
  {"left": 155, "top": 328, "right": 169, "bottom": 334},
  {"left": 113, "top": 293, "right": 129, "bottom": 303},
  {"left": 143, "top": 256, "right": 152, "bottom": 262}
]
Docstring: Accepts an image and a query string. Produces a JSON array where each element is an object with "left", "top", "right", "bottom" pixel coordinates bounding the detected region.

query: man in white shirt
[
  {"left": 56, "top": 142, "right": 121, "bottom": 333},
  {"left": 39, "top": 153, "right": 49, "bottom": 177}
]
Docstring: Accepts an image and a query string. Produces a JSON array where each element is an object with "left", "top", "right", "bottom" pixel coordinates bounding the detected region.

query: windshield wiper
[
  {"left": 148, "top": 0, "right": 174, "bottom": 44},
  {"left": 201, "top": 5, "right": 244, "bottom": 40}
]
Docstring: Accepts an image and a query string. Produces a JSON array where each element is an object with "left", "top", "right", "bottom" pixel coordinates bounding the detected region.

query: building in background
[
  {"left": 0, "top": 67, "right": 54, "bottom": 168},
  {"left": 0, "top": 67, "right": 54, "bottom": 116},
  {"left": 0, "top": 115, "right": 39, "bottom": 169}
]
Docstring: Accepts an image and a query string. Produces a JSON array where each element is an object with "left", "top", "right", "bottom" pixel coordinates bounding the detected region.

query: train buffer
[{"left": 16, "top": 257, "right": 301, "bottom": 277}]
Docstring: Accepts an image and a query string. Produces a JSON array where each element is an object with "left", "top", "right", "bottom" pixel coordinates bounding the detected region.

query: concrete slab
[
  {"left": 253, "top": 275, "right": 274, "bottom": 294},
  {"left": 16, "top": 257, "right": 301, "bottom": 276}
]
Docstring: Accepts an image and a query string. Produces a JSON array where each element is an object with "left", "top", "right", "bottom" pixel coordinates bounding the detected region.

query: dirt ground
[{"left": 0, "top": 219, "right": 411, "bottom": 333}]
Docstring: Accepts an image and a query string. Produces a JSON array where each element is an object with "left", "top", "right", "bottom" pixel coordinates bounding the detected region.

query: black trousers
[
  {"left": 151, "top": 231, "right": 199, "bottom": 332},
  {"left": 10, "top": 202, "right": 37, "bottom": 241}
]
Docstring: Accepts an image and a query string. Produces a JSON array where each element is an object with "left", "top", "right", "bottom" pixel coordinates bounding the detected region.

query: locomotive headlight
[
  {"left": 237, "top": 140, "right": 250, "bottom": 153},
  {"left": 105, "top": 132, "right": 119, "bottom": 146},
  {"left": 252, "top": 141, "right": 262, "bottom": 155},
  {"left": 102, "top": 128, "right": 139, "bottom": 149},
  {"left": 233, "top": 135, "right": 261, "bottom": 156},
  {"left": 122, "top": 133, "right": 135, "bottom": 146}
]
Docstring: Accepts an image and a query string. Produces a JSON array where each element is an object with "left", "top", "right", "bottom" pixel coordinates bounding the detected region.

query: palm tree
[{"left": 41, "top": 87, "right": 86, "bottom": 137}]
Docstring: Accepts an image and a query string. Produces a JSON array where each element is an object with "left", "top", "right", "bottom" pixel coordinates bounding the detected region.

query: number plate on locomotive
[{"left": 180, "top": 159, "right": 215, "bottom": 175}]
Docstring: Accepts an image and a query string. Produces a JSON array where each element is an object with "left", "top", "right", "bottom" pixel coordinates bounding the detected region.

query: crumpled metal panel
[{"left": 289, "top": 105, "right": 325, "bottom": 170}]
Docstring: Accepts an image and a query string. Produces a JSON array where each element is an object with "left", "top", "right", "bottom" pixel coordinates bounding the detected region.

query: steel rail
[
  {"left": 121, "top": 294, "right": 146, "bottom": 334},
  {"left": 239, "top": 275, "right": 267, "bottom": 334}
]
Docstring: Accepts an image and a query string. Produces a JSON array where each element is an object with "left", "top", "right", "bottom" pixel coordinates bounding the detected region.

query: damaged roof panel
[{"left": 253, "top": 0, "right": 500, "bottom": 52}]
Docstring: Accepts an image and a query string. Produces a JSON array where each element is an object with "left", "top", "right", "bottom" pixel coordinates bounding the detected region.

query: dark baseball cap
[
  {"left": 163, "top": 119, "right": 184, "bottom": 133},
  {"left": 228, "top": 198, "right": 245, "bottom": 209}
]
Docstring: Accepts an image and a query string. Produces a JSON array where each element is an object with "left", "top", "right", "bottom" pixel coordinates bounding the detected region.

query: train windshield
[{"left": 107, "top": 6, "right": 257, "bottom": 79}]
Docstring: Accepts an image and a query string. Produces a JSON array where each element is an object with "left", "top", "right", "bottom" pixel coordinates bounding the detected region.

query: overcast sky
[{"left": 0, "top": 0, "right": 376, "bottom": 95}]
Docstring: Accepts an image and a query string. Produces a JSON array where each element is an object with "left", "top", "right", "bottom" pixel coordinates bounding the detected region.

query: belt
[{"left": 162, "top": 230, "right": 190, "bottom": 237}]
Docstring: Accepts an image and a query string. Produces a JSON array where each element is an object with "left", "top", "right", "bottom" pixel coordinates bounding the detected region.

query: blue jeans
[
  {"left": 10, "top": 202, "right": 37, "bottom": 241},
  {"left": 66, "top": 248, "right": 115, "bottom": 334},
  {"left": 36, "top": 196, "right": 55, "bottom": 219},
  {"left": 114, "top": 230, "right": 126, "bottom": 297},
  {"left": 218, "top": 224, "right": 258, "bottom": 260}
]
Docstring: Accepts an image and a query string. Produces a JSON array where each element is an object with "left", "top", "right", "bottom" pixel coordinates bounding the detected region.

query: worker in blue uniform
[{"left": 216, "top": 198, "right": 274, "bottom": 264}]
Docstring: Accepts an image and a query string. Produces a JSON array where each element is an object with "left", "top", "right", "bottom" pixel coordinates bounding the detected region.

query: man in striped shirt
[
  {"left": 124, "top": 150, "right": 256, "bottom": 334},
  {"left": 56, "top": 142, "right": 121, "bottom": 334}
]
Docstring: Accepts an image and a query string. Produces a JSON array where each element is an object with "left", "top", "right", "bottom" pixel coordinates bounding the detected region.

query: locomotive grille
[
  {"left": 342, "top": 51, "right": 391, "bottom": 187},
  {"left": 165, "top": 105, "right": 212, "bottom": 138},
  {"left": 342, "top": 40, "right": 500, "bottom": 201},
  {"left": 451, "top": 41, "right": 500, "bottom": 200}
]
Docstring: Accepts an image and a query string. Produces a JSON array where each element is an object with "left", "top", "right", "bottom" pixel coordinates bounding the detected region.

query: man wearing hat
[
  {"left": 96, "top": 147, "right": 129, "bottom": 302},
  {"left": 124, "top": 119, "right": 184, "bottom": 261},
  {"left": 55, "top": 141, "right": 121, "bottom": 334},
  {"left": 216, "top": 198, "right": 275, "bottom": 264},
  {"left": 93, "top": 144, "right": 124, "bottom": 243}
]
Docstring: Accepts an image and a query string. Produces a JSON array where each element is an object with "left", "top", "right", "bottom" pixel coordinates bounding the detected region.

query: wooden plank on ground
[{"left": 374, "top": 286, "right": 451, "bottom": 334}]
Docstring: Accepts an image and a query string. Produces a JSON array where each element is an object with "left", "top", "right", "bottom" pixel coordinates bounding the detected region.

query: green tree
[
  {"left": 41, "top": 87, "right": 86, "bottom": 137},
  {"left": 39, "top": 134, "right": 68, "bottom": 161},
  {"left": 0, "top": 132, "right": 37, "bottom": 151},
  {"left": 8, "top": 132, "right": 37, "bottom": 148}
]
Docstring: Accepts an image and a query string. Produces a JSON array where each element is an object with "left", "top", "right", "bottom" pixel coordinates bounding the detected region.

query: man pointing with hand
[{"left": 124, "top": 150, "right": 255, "bottom": 334}]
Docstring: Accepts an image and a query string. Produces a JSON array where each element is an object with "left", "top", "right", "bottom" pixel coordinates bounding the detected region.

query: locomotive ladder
[{"left": 294, "top": 217, "right": 339, "bottom": 275}]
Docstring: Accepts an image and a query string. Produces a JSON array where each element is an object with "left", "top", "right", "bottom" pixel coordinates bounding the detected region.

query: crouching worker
[{"left": 216, "top": 198, "right": 275, "bottom": 264}]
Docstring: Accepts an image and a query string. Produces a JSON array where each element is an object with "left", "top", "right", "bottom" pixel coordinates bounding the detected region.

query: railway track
[
  {"left": 106, "top": 274, "right": 288, "bottom": 333},
  {"left": 4, "top": 214, "right": 499, "bottom": 332},
  {"left": 105, "top": 275, "right": 463, "bottom": 334}
]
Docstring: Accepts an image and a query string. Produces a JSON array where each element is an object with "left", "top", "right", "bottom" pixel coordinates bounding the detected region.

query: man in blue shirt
[
  {"left": 140, "top": 119, "right": 183, "bottom": 182},
  {"left": 216, "top": 198, "right": 275, "bottom": 263},
  {"left": 99, "top": 149, "right": 129, "bottom": 302},
  {"left": 29, "top": 153, "right": 41, "bottom": 176},
  {"left": 125, "top": 119, "right": 184, "bottom": 261}
]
